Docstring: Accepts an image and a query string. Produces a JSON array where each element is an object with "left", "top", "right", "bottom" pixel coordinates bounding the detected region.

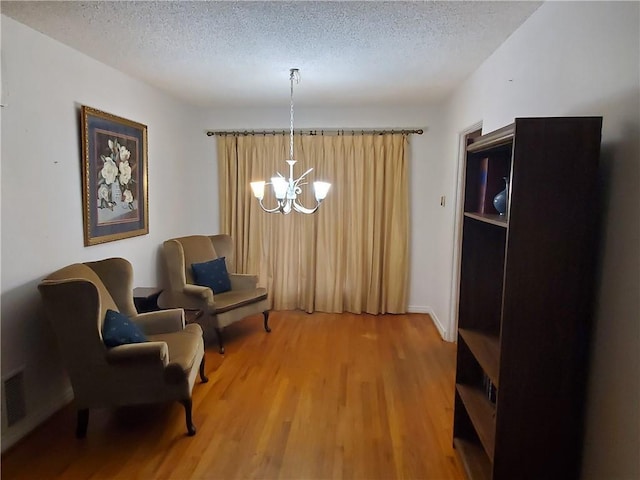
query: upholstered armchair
[
  {"left": 37, "top": 257, "right": 207, "bottom": 438},
  {"left": 160, "top": 234, "right": 270, "bottom": 354}
]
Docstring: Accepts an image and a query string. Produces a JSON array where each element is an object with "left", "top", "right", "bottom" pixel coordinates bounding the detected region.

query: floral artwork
[
  {"left": 96, "top": 135, "right": 138, "bottom": 219},
  {"left": 81, "top": 106, "right": 148, "bottom": 246}
]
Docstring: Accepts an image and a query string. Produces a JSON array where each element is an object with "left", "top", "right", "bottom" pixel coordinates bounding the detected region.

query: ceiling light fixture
[{"left": 250, "top": 68, "right": 331, "bottom": 214}]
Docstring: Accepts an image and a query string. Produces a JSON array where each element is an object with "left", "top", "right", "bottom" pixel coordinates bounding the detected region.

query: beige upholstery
[
  {"left": 159, "top": 234, "right": 270, "bottom": 353},
  {"left": 37, "top": 257, "right": 208, "bottom": 437}
]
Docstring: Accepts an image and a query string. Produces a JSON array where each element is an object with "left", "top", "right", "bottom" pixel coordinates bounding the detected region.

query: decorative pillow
[
  {"left": 102, "top": 309, "right": 147, "bottom": 348},
  {"left": 192, "top": 257, "right": 231, "bottom": 294}
]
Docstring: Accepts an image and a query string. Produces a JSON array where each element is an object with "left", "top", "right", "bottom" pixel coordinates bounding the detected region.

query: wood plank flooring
[{"left": 1, "top": 311, "right": 465, "bottom": 480}]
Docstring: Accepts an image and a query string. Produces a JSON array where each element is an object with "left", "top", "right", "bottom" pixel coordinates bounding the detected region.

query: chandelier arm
[
  {"left": 293, "top": 168, "right": 314, "bottom": 188},
  {"left": 292, "top": 197, "right": 320, "bottom": 215},
  {"left": 257, "top": 198, "right": 286, "bottom": 214}
]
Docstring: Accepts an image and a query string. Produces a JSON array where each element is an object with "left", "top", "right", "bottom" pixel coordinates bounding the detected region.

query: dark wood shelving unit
[{"left": 453, "top": 117, "right": 602, "bottom": 480}]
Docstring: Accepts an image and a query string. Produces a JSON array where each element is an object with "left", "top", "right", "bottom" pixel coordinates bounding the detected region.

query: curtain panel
[{"left": 217, "top": 133, "right": 409, "bottom": 314}]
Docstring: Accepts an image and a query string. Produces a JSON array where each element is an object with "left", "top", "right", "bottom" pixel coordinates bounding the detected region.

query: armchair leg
[
  {"left": 199, "top": 357, "right": 209, "bottom": 383},
  {"left": 180, "top": 399, "right": 196, "bottom": 436},
  {"left": 76, "top": 409, "right": 89, "bottom": 439},
  {"left": 263, "top": 310, "right": 271, "bottom": 333},
  {"left": 214, "top": 328, "right": 225, "bottom": 354}
]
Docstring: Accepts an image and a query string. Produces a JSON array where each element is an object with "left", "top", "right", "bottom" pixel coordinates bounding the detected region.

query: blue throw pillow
[
  {"left": 192, "top": 257, "right": 231, "bottom": 294},
  {"left": 102, "top": 309, "right": 147, "bottom": 348}
]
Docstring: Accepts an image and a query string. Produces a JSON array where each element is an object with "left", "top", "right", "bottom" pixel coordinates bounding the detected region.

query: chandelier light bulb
[
  {"left": 250, "top": 181, "right": 265, "bottom": 200},
  {"left": 313, "top": 181, "right": 331, "bottom": 201},
  {"left": 271, "top": 177, "right": 288, "bottom": 200}
]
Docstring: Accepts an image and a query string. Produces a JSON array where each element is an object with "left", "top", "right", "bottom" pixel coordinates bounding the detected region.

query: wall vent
[{"left": 3, "top": 370, "right": 26, "bottom": 427}]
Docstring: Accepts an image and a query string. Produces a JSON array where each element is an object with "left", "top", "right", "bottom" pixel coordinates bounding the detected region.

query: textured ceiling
[{"left": 1, "top": 1, "right": 542, "bottom": 108}]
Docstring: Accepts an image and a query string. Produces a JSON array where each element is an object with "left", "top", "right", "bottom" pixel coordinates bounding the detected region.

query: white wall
[
  {"left": 197, "top": 105, "right": 451, "bottom": 333},
  {"left": 438, "top": 3, "right": 639, "bottom": 478},
  {"left": 0, "top": 15, "right": 215, "bottom": 449}
]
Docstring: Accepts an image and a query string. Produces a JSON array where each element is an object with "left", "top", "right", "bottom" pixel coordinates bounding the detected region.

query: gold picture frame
[{"left": 80, "top": 106, "right": 148, "bottom": 246}]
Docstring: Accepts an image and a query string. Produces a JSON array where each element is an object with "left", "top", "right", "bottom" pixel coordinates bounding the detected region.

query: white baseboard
[
  {"left": 427, "top": 308, "right": 449, "bottom": 341},
  {"left": 1, "top": 386, "right": 74, "bottom": 453},
  {"left": 407, "top": 305, "right": 449, "bottom": 341},
  {"left": 407, "top": 305, "right": 430, "bottom": 314}
]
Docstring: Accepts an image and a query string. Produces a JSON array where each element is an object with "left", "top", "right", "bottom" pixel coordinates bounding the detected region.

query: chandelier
[{"left": 250, "top": 68, "right": 331, "bottom": 214}]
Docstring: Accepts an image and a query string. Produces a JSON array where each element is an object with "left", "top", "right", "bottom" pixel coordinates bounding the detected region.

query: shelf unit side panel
[{"left": 494, "top": 117, "right": 602, "bottom": 479}]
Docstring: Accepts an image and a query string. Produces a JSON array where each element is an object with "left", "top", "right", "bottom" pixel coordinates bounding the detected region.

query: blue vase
[{"left": 493, "top": 177, "right": 509, "bottom": 215}]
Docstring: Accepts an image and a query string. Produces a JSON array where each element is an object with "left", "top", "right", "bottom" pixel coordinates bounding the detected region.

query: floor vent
[{"left": 3, "top": 370, "right": 26, "bottom": 427}]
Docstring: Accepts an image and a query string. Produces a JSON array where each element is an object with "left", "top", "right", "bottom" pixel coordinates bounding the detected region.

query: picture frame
[{"left": 80, "top": 106, "right": 148, "bottom": 246}]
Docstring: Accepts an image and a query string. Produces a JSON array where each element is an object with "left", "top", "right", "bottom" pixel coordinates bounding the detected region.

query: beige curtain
[{"left": 217, "top": 133, "right": 409, "bottom": 314}]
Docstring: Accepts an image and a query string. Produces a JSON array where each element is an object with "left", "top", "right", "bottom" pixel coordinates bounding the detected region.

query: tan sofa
[
  {"left": 160, "top": 234, "right": 270, "bottom": 353},
  {"left": 38, "top": 257, "right": 207, "bottom": 437}
]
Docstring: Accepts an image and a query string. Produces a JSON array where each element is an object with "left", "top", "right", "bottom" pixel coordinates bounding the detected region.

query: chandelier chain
[{"left": 289, "top": 69, "right": 298, "bottom": 161}]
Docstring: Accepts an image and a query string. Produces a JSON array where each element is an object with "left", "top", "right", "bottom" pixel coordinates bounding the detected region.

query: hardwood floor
[{"left": 1, "top": 311, "right": 465, "bottom": 480}]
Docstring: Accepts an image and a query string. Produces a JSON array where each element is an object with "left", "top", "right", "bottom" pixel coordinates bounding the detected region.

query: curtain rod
[{"left": 206, "top": 128, "right": 424, "bottom": 137}]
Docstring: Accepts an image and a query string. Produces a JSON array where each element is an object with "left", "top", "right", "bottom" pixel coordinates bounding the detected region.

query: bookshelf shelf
[
  {"left": 456, "top": 384, "right": 496, "bottom": 462},
  {"left": 466, "top": 124, "right": 514, "bottom": 153},
  {"left": 458, "top": 329, "right": 500, "bottom": 386},
  {"left": 453, "top": 437, "right": 492, "bottom": 480},
  {"left": 463, "top": 213, "right": 507, "bottom": 228},
  {"left": 453, "top": 117, "right": 602, "bottom": 479}
]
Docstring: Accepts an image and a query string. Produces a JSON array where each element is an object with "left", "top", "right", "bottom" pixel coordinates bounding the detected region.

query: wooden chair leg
[
  {"left": 263, "top": 310, "right": 271, "bottom": 333},
  {"left": 199, "top": 357, "right": 209, "bottom": 383},
  {"left": 215, "top": 328, "right": 225, "bottom": 354},
  {"left": 76, "top": 408, "right": 89, "bottom": 438},
  {"left": 180, "top": 399, "right": 196, "bottom": 436}
]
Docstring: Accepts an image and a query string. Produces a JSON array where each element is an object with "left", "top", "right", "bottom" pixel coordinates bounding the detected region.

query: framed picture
[{"left": 80, "top": 106, "right": 148, "bottom": 246}]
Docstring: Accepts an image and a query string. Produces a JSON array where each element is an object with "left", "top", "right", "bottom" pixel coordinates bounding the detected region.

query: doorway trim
[{"left": 447, "top": 121, "right": 483, "bottom": 342}]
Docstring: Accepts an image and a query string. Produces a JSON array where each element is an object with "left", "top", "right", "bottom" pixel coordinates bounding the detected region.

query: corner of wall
[{"left": 407, "top": 305, "right": 453, "bottom": 342}]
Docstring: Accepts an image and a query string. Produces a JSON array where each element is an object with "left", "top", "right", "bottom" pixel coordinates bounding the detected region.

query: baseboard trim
[
  {"left": 427, "top": 308, "right": 449, "bottom": 341},
  {"left": 1, "top": 386, "right": 74, "bottom": 453},
  {"left": 407, "top": 305, "right": 449, "bottom": 341},
  {"left": 407, "top": 305, "right": 430, "bottom": 314}
]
